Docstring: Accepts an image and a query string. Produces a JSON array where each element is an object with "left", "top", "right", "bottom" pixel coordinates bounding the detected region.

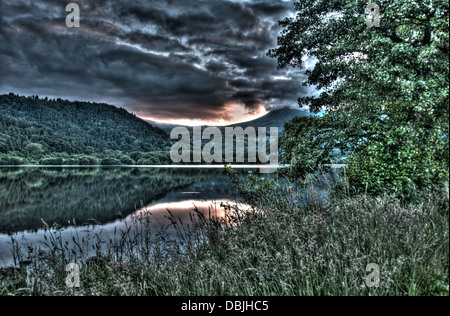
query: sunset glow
[{"left": 144, "top": 103, "right": 269, "bottom": 126}]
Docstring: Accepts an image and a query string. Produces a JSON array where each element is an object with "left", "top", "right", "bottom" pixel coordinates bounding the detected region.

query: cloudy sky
[{"left": 0, "top": 0, "right": 316, "bottom": 125}]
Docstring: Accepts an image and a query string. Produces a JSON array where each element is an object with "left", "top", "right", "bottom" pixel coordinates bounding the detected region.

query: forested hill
[{"left": 0, "top": 93, "right": 171, "bottom": 155}]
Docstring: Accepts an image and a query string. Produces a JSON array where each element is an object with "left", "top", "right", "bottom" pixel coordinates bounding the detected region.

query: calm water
[{"left": 0, "top": 167, "right": 253, "bottom": 267}]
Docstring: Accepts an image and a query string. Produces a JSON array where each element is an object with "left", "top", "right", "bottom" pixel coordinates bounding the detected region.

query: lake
[{"left": 0, "top": 167, "right": 255, "bottom": 267}]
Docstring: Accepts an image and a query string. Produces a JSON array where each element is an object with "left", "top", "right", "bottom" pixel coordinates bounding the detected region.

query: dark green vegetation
[
  {"left": 1, "top": 171, "right": 448, "bottom": 296},
  {"left": 0, "top": 94, "right": 172, "bottom": 165},
  {"left": 269, "top": 0, "right": 449, "bottom": 195}
]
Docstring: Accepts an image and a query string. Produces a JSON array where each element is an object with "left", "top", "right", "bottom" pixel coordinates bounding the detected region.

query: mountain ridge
[
  {"left": 0, "top": 93, "right": 171, "bottom": 154},
  {"left": 148, "top": 107, "right": 310, "bottom": 134},
  {"left": 0, "top": 93, "right": 173, "bottom": 165}
]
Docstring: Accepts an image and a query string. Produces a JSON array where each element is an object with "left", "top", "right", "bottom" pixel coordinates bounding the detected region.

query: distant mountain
[
  {"left": 0, "top": 93, "right": 171, "bottom": 157},
  {"left": 228, "top": 107, "right": 310, "bottom": 133},
  {"left": 149, "top": 107, "right": 310, "bottom": 134},
  {"left": 147, "top": 107, "right": 310, "bottom": 164}
]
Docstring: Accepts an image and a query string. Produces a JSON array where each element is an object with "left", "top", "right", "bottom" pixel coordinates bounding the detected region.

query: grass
[{"left": 0, "top": 171, "right": 448, "bottom": 296}]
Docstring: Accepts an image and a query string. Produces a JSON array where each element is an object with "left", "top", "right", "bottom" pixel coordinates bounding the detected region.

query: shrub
[
  {"left": 39, "top": 157, "right": 63, "bottom": 165},
  {"left": 78, "top": 156, "right": 100, "bottom": 165},
  {"left": 0, "top": 155, "right": 26, "bottom": 165},
  {"left": 100, "top": 158, "right": 121, "bottom": 166},
  {"left": 119, "top": 155, "right": 134, "bottom": 165}
]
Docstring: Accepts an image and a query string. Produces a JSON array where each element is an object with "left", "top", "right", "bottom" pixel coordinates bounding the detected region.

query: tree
[
  {"left": 269, "top": 0, "right": 449, "bottom": 194},
  {"left": 79, "top": 155, "right": 100, "bottom": 165},
  {"left": 0, "top": 155, "right": 26, "bottom": 165},
  {"left": 25, "top": 143, "right": 44, "bottom": 157},
  {"left": 101, "top": 158, "right": 121, "bottom": 166},
  {"left": 39, "top": 157, "right": 64, "bottom": 165},
  {"left": 119, "top": 155, "right": 134, "bottom": 165}
]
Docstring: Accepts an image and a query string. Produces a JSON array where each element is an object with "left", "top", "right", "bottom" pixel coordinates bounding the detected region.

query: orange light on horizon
[{"left": 142, "top": 103, "right": 269, "bottom": 127}]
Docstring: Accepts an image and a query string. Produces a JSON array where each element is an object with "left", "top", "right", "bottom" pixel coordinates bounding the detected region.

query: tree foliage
[
  {"left": 0, "top": 94, "right": 173, "bottom": 165},
  {"left": 270, "top": 0, "right": 449, "bottom": 194}
]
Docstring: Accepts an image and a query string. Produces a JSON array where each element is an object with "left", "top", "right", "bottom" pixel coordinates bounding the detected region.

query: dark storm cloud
[
  {"left": 0, "top": 0, "right": 316, "bottom": 121},
  {"left": 121, "top": 32, "right": 189, "bottom": 53}
]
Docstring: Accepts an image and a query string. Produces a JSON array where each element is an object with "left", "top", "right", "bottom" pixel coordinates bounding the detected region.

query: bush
[
  {"left": 78, "top": 156, "right": 100, "bottom": 165},
  {"left": 119, "top": 155, "right": 134, "bottom": 165},
  {"left": 0, "top": 155, "right": 26, "bottom": 165},
  {"left": 39, "top": 157, "right": 63, "bottom": 165},
  {"left": 100, "top": 158, "right": 121, "bottom": 166},
  {"left": 137, "top": 154, "right": 160, "bottom": 165},
  {"left": 154, "top": 151, "right": 171, "bottom": 164},
  {"left": 129, "top": 152, "right": 143, "bottom": 162}
]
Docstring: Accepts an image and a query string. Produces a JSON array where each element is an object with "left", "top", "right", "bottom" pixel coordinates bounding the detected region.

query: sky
[{"left": 0, "top": 0, "right": 317, "bottom": 125}]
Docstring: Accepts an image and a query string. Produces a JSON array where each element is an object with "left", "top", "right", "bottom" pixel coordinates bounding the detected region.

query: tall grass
[{"left": 1, "top": 171, "right": 448, "bottom": 296}]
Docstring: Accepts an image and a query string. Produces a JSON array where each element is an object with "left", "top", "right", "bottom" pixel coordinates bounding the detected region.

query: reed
[{"left": 1, "top": 175, "right": 448, "bottom": 296}]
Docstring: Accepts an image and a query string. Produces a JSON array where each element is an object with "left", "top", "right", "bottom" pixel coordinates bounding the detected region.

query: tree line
[{"left": 0, "top": 94, "right": 173, "bottom": 165}]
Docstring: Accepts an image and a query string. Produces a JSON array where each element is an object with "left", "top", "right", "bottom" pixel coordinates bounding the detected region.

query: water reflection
[
  {"left": 136, "top": 199, "right": 228, "bottom": 225},
  {"left": 0, "top": 167, "right": 252, "bottom": 267},
  {"left": 0, "top": 198, "right": 244, "bottom": 267}
]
